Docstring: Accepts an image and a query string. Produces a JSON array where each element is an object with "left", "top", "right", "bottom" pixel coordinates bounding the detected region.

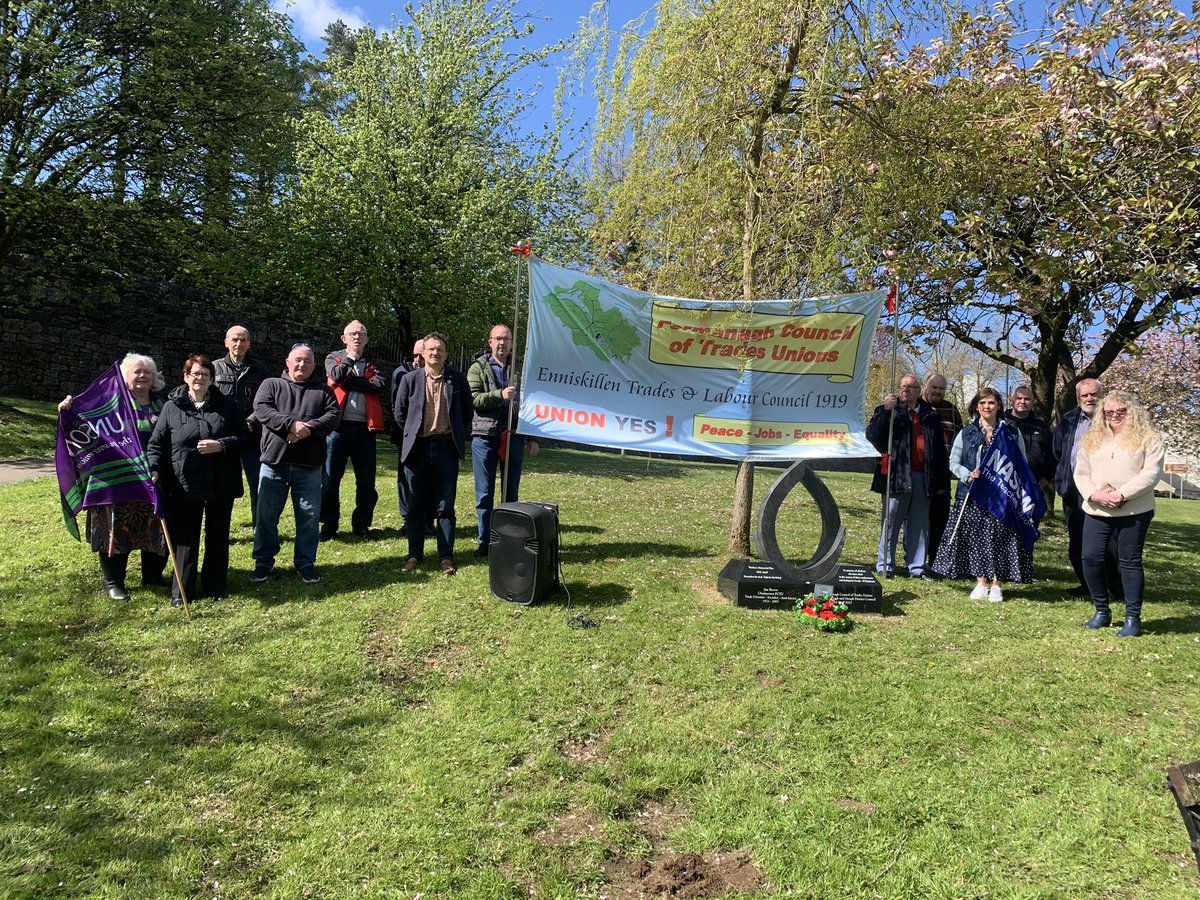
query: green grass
[
  {"left": 1, "top": 449, "right": 1198, "bottom": 898},
  {"left": 0, "top": 396, "right": 59, "bottom": 461}
]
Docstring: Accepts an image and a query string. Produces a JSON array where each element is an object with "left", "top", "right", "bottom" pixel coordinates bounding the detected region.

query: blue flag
[{"left": 973, "top": 422, "right": 1047, "bottom": 549}]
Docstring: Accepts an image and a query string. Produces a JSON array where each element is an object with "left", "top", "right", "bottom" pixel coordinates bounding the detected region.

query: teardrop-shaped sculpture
[{"left": 754, "top": 461, "right": 845, "bottom": 584}]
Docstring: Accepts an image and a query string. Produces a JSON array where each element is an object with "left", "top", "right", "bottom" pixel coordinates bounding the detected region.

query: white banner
[{"left": 518, "top": 259, "right": 885, "bottom": 461}]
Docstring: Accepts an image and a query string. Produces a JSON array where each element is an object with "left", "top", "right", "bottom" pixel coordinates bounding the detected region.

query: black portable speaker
[{"left": 489, "top": 501, "right": 559, "bottom": 605}]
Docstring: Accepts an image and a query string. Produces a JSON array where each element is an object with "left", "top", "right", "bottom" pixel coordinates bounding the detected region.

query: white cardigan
[{"left": 1073, "top": 434, "right": 1165, "bottom": 517}]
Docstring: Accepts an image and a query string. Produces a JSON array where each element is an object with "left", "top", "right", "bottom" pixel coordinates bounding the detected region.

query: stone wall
[{"left": 0, "top": 258, "right": 356, "bottom": 400}]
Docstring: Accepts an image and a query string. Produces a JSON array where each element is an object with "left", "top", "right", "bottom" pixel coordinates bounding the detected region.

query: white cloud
[{"left": 273, "top": 0, "right": 367, "bottom": 42}]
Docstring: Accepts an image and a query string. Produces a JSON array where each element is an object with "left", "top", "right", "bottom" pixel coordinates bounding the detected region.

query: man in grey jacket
[{"left": 251, "top": 343, "right": 341, "bottom": 584}]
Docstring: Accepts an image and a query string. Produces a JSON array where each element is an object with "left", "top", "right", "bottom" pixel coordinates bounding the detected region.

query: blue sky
[{"left": 271, "top": 0, "right": 655, "bottom": 145}]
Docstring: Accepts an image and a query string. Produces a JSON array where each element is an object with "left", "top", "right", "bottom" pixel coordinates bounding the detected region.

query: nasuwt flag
[
  {"left": 55, "top": 363, "right": 162, "bottom": 539},
  {"left": 519, "top": 258, "right": 886, "bottom": 461},
  {"left": 971, "top": 421, "right": 1047, "bottom": 549}
]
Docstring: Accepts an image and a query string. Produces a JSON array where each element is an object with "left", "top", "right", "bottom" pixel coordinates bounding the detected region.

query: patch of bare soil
[
  {"left": 533, "top": 803, "right": 608, "bottom": 848},
  {"left": 600, "top": 849, "right": 763, "bottom": 899},
  {"left": 835, "top": 798, "right": 877, "bottom": 814},
  {"left": 362, "top": 616, "right": 468, "bottom": 702},
  {"left": 560, "top": 731, "right": 609, "bottom": 766}
]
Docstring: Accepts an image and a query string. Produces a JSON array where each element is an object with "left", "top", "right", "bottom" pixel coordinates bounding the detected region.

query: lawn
[
  {"left": 1, "top": 445, "right": 1198, "bottom": 898},
  {"left": 0, "top": 397, "right": 59, "bottom": 461}
]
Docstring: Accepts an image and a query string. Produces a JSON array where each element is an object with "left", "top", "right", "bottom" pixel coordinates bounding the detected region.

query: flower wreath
[{"left": 796, "top": 592, "right": 851, "bottom": 632}]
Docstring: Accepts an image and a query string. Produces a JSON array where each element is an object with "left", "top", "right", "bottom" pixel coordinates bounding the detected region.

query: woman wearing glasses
[
  {"left": 1073, "top": 390, "right": 1165, "bottom": 637},
  {"left": 147, "top": 354, "right": 247, "bottom": 606}
]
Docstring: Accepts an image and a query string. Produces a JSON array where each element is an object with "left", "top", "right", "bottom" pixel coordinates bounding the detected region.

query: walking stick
[
  {"left": 880, "top": 283, "right": 900, "bottom": 580},
  {"left": 157, "top": 516, "right": 190, "bottom": 617},
  {"left": 502, "top": 241, "right": 531, "bottom": 501}
]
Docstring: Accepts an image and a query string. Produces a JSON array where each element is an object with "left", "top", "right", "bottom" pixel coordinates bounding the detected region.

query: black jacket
[
  {"left": 1053, "top": 406, "right": 1091, "bottom": 501},
  {"left": 147, "top": 386, "right": 246, "bottom": 501},
  {"left": 866, "top": 398, "right": 949, "bottom": 496},
  {"left": 1005, "top": 412, "right": 1054, "bottom": 484},
  {"left": 253, "top": 371, "right": 341, "bottom": 468},
  {"left": 213, "top": 355, "right": 267, "bottom": 423}
]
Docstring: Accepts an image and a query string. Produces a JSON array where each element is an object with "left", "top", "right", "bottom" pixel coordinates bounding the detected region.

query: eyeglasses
[
  {"left": 1103, "top": 408, "right": 1128, "bottom": 419},
  {"left": 186, "top": 371, "right": 212, "bottom": 379},
  {"left": 345, "top": 330, "right": 367, "bottom": 338}
]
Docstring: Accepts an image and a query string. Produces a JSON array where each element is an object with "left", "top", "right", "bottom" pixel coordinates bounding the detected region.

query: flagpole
[
  {"left": 158, "top": 517, "right": 190, "bottom": 617},
  {"left": 502, "top": 241, "right": 531, "bottom": 501},
  {"left": 881, "top": 283, "right": 900, "bottom": 580}
]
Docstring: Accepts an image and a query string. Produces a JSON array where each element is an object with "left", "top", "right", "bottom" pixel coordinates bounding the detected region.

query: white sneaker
[
  {"left": 988, "top": 585, "right": 1004, "bottom": 603},
  {"left": 969, "top": 583, "right": 988, "bottom": 600}
]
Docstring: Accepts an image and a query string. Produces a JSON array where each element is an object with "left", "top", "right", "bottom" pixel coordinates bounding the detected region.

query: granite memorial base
[{"left": 717, "top": 560, "right": 883, "bottom": 613}]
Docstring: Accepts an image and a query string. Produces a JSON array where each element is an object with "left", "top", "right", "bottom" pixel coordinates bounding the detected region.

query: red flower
[{"left": 819, "top": 610, "right": 834, "bottom": 620}]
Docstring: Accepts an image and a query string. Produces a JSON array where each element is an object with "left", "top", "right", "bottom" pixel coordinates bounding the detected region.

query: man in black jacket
[
  {"left": 213, "top": 325, "right": 267, "bottom": 525},
  {"left": 1053, "top": 378, "right": 1118, "bottom": 596},
  {"left": 393, "top": 333, "right": 473, "bottom": 576},
  {"left": 866, "top": 373, "right": 949, "bottom": 580},
  {"left": 250, "top": 343, "right": 341, "bottom": 584}
]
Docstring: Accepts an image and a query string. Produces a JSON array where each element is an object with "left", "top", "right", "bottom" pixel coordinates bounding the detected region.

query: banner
[
  {"left": 519, "top": 259, "right": 886, "bottom": 461},
  {"left": 972, "top": 422, "right": 1047, "bottom": 549},
  {"left": 55, "top": 363, "right": 162, "bottom": 539}
]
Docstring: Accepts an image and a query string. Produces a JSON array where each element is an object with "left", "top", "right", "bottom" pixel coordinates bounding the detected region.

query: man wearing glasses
[
  {"left": 251, "top": 343, "right": 341, "bottom": 584},
  {"left": 1053, "top": 378, "right": 1119, "bottom": 597},
  {"left": 320, "top": 321, "right": 387, "bottom": 541},
  {"left": 393, "top": 333, "right": 473, "bottom": 576},
  {"left": 467, "top": 324, "right": 540, "bottom": 556}
]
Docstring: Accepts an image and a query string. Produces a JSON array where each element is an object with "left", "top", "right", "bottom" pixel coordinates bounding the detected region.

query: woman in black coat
[{"left": 148, "top": 354, "right": 246, "bottom": 606}]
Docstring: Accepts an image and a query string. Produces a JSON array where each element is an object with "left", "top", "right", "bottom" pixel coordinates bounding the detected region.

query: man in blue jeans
[
  {"left": 251, "top": 344, "right": 341, "bottom": 584},
  {"left": 393, "top": 333, "right": 473, "bottom": 576},
  {"left": 466, "top": 324, "right": 540, "bottom": 556}
]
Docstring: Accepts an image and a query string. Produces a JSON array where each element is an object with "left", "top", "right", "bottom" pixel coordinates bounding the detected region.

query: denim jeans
[
  {"left": 877, "top": 472, "right": 930, "bottom": 575},
  {"left": 240, "top": 446, "right": 261, "bottom": 526},
  {"left": 403, "top": 437, "right": 459, "bottom": 561},
  {"left": 1082, "top": 510, "right": 1153, "bottom": 617},
  {"left": 254, "top": 462, "right": 322, "bottom": 570},
  {"left": 471, "top": 434, "right": 525, "bottom": 545},
  {"left": 321, "top": 421, "right": 378, "bottom": 532}
]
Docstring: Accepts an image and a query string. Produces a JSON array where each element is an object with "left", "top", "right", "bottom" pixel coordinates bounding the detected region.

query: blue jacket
[{"left": 950, "top": 419, "right": 1027, "bottom": 501}]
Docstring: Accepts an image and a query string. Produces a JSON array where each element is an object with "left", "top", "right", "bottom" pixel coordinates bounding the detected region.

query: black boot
[
  {"left": 98, "top": 552, "right": 130, "bottom": 601},
  {"left": 1084, "top": 599, "right": 1111, "bottom": 629},
  {"left": 1116, "top": 616, "right": 1141, "bottom": 638}
]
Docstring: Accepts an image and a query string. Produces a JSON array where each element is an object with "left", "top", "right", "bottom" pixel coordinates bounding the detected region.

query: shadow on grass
[{"left": 562, "top": 541, "right": 715, "bottom": 562}]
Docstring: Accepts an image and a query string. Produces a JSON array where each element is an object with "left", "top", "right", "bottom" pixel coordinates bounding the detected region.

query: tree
[
  {"left": 1, "top": 0, "right": 304, "bottom": 260},
  {"left": 268, "top": 0, "right": 582, "bottom": 346},
  {"left": 588, "top": 0, "right": 888, "bottom": 558},
  {"left": 1104, "top": 329, "right": 1200, "bottom": 459},
  {"left": 827, "top": 0, "right": 1200, "bottom": 422}
]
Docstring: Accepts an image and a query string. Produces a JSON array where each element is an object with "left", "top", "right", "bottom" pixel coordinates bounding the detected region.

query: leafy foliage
[
  {"left": 267, "top": 0, "right": 584, "bottom": 345},
  {"left": 831, "top": 0, "right": 1200, "bottom": 417}
]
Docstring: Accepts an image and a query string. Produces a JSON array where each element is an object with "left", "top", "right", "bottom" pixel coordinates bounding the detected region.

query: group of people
[
  {"left": 868, "top": 374, "right": 1165, "bottom": 636},
  {"left": 60, "top": 321, "right": 538, "bottom": 605}
]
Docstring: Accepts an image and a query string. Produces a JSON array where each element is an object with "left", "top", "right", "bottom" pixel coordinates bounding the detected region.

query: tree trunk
[{"left": 729, "top": 461, "right": 755, "bottom": 558}]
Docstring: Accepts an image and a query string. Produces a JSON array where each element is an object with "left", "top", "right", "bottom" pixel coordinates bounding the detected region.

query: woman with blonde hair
[{"left": 1074, "top": 389, "right": 1164, "bottom": 637}]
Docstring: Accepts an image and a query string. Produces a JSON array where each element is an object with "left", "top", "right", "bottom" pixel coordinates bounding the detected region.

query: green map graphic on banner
[{"left": 545, "top": 280, "right": 640, "bottom": 363}]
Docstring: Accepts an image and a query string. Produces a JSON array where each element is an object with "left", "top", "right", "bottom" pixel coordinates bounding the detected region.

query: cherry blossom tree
[{"left": 832, "top": 0, "right": 1200, "bottom": 420}]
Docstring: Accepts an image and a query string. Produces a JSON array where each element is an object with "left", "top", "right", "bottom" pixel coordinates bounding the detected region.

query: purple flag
[{"left": 56, "top": 363, "right": 162, "bottom": 539}]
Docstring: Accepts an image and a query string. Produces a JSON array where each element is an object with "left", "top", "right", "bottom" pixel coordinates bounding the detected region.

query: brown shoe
[
  {"left": 402, "top": 557, "right": 420, "bottom": 573},
  {"left": 440, "top": 559, "right": 456, "bottom": 577}
]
